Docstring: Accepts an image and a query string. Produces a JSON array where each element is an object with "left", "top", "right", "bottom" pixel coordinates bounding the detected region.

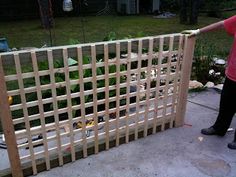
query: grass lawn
[{"left": 0, "top": 14, "right": 234, "bottom": 57}]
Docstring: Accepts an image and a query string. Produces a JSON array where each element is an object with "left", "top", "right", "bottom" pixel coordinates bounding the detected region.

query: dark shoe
[
  {"left": 228, "top": 141, "right": 236, "bottom": 150},
  {"left": 201, "top": 127, "right": 224, "bottom": 136}
]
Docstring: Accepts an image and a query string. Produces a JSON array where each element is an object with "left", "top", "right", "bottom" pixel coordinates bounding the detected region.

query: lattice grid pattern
[{"left": 0, "top": 34, "right": 195, "bottom": 176}]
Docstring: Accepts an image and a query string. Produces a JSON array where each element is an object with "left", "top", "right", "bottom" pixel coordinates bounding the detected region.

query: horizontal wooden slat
[
  {"left": 19, "top": 113, "right": 174, "bottom": 161},
  {"left": 4, "top": 50, "right": 179, "bottom": 82}
]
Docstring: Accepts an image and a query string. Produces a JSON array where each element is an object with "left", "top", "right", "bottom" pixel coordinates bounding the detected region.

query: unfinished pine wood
[
  {"left": 31, "top": 51, "right": 50, "bottom": 170},
  {"left": 0, "top": 57, "right": 23, "bottom": 177},
  {"left": 6, "top": 57, "right": 178, "bottom": 100},
  {"left": 1, "top": 33, "right": 182, "bottom": 66},
  {"left": 125, "top": 41, "right": 132, "bottom": 143},
  {"left": 104, "top": 44, "right": 110, "bottom": 150},
  {"left": 0, "top": 34, "right": 196, "bottom": 176},
  {"left": 161, "top": 36, "right": 174, "bottom": 131},
  {"left": 14, "top": 53, "right": 38, "bottom": 175},
  {"left": 19, "top": 114, "right": 172, "bottom": 162},
  {"left": 91, "top": 45, "right": 99, "bottom": 154},
  {"left": 47, "top": 50, "right": 64, "bottom": 166},
  {"left": 115, "top": 42, "right": 121, "bottom": 147},
  {"left": 170, "top": 35, "right": 184, "bottom": 128},
  {"left": 77, "top": 46, "right": 88, "bottom": 158},
  {"left": 175, "top": 36, "right": 196, "bottom": 127},
  {"left": 63, "top": 48, "right": 76, "bottom": 162},
  {"left": 152, "top": 37, "right": 164, "bottom": 134},
  {"left": 134, "top": 40, "right": 143, "bottom": 140},
  {"left": 143, "top": 38, "right": 153, "bottom": 137}
]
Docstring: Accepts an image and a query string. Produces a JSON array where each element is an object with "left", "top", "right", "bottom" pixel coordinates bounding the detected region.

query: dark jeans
[{"left": 213, "top": 77, "right": 236, "bottom": 139}]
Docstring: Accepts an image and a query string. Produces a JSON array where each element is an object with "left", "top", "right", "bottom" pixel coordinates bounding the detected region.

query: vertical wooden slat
[
  {"left": 175, "top": 36, "right": 196, "bottom": 127},
  {"left": 47, "top": 50, "right": 63, "bottom": 166},
  {"left": 161, "top": 36, "right": 174, "bottom": 131},
  {"left": 144, "top": 38, "right": 153, "bottom": 137},
  {"left": 152, "top": 37, "right": 164, "bottom": 134},
  {"left": 0, "top": 57, "right": 23, "bottom": 177},
  {"left": 31, "top": 51, "right": 50, "bottom": 170},
  {"left": 104, "top": 44, "right": 110, "bottom": 150},
  {"left": 125, "top": 41, "right": 131, "bottom": 143},
  {"left": 170, "top": 35, "right": 184, "bottom": 128},
  {"left": 91, "top": 45, "right": 99, "bottom": 154},
  {"left": 63, "top": 48, "right": 75, "bottom": 161},
  {"left": 134, "top": 40, "right": 142, "bottom": 140},
  {"left": 115, "top": 42, "right": 121, "bottom": 147},
  {"left": 77, "top": 46, "right": 88, "bottom": 158},
  {"left": 14, "top": 53, "right": 37, "bottom": 175}
]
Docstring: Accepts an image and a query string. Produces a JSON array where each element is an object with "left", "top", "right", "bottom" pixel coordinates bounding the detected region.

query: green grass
[{"left": 0, "top": 14, "right": 233, "bottom": 57}]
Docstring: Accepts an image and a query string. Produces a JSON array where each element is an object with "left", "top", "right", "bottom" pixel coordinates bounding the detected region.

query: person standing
[{"left": 182, "top": 15, "right": 236, "bottom": 149}]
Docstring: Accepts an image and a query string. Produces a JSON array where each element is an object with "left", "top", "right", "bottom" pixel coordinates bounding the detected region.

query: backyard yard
[
  {"left": 0, "top": 13, "right": 235, "bottom": 131},
  {"left": 0, "top": 11, "right": 236, "bottom": 176},
  {"left": 0, "top": 14, "right": 234, "bottom": 56}
]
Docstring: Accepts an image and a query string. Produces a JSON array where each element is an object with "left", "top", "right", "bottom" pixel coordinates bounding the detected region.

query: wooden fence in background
[{"left": 0, "top": 34, "right": 195, "bottom": 177}]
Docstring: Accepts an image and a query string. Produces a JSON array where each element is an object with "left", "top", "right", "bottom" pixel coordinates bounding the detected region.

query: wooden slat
[
  {"left": 134, "top": 40, "right": 143, "bottom": 140},
  {"left": 152, "top": 37, "right": 164, "bottom": 134},
  {"left": 125, "top": 41, "right": 131, "bottom": 143},
  {"left": 143, "top": 38, "right": 153, "bottom": 137},
  {"left": 9, "top": 71, "right": 178, "bottom": 115},
  {"left": 115, "top": 42, "right": 121, "bottom": 147},
  {"left": 19, "top": 114, "right": 173, "bottom": 161},
  {"left": 47, "top": 50, "right": 63, "bottom": 166},
  {"left": 14, "top": 54, "right": 38, "bottom": 175},
  {"left": 17, "top": 103, "right": 176, "bottom": 150},
  {"left": 91, "top": 45, "right": 99, "bottom": 154},
  {"left": 9, "top": 70, "right": 178, "bottom": 113},
  {"left": 5, "top": 50, "right": 178, "bottom": 85},
  {"left": 14, "top": 98, "right": 176, "bottom": 140},
  {"left": 77, "top": 46, "right": 88, "bottom": 158},
  {"left": 31, "top": 51, "right": 50, "bottom": 170},
  {"left": 1, "top": 33, "right": 182, "bottom": 65},
  {"left": 170, "top": 35, "right": 183, "bottom": 128},
  {"left": 0, "top": 57, "right": 23, "bottom": 177},
  {"left": 7, "top": 62, "right": 178, "bottom": 98},
  {"left": 161, "top": 36, "right": 174, "bottom": 131},
  {"left": 104, "top": 44, "right": 110, "bottom": 150},
  {"left": 175, "top": 36, "right": 196, "bottom": 126},
  {"left": 63, "top": 48, "right": 75, "bottom": 162}
]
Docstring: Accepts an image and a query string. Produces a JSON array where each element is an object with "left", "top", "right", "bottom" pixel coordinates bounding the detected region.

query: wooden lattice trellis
[{"left": 0, "top": 34, "right": 195, "bottom": 177}]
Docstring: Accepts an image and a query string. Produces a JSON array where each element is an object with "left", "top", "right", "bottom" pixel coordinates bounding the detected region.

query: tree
[
  {"left": 179, "top": 0, "right": 200, "bottom": 25},
  {"left": 204, "top": 0, "right": 222, "bottom": 18}
]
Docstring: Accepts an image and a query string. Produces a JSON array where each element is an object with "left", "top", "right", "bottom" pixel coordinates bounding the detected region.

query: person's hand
[{"left": 181, "top": 29, "right": 200, "bottom": 37}]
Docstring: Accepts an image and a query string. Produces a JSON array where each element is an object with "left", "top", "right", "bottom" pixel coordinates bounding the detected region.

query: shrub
[{"left": 192, "top": 40, "right": 216, "bottom": 84}]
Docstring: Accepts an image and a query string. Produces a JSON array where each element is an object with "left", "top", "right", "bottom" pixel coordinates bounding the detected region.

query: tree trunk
[
  {"left": 179, "top": 0, "right": 200, "bottom": 25},
  {"left": 190, "top": 0, "right": 200, "bottom": 25},
  {"left": 179, "top": 0, "right": 188, "bottom": 24}
]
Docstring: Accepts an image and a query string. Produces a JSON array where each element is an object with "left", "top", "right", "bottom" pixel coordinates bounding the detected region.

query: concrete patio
[
  {"left": 1, "top": 88, "right": 236, "bottom": 177},
  {"left": 31, "top": 88, "right": 236, "bottom": 177}
]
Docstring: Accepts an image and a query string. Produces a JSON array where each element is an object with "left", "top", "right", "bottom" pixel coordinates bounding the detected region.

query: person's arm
[
  {"left": 182, "top": 20, "right": 224, "bottom": 37},
  {"left": 199, "top": 21, "right": 224, "bottom": 33}
]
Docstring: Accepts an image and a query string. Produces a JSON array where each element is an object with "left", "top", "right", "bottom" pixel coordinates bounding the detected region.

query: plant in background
[
  {"left": 103, "top": 31, "right": 117, "bottom": 41},
  {"left": 68, "top": 38, "right": 80, "bottom": 45},
  {"left": 192, "top": 40, "right": 217, "bottom": 84}
]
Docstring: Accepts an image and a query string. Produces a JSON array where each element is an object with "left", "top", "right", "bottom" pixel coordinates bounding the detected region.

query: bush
[
  {"left": 192, "top": 40, "right": 216, "bottom": 84},
  {"left": 202, "top": 0, "right": 236, "bottom": 18}
]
